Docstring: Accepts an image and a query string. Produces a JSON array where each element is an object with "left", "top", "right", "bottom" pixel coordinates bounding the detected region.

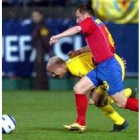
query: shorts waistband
[{"left": 97, "top": 56, "right": 115, "bottom": 65}]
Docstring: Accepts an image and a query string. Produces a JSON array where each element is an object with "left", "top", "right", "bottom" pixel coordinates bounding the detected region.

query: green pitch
[{"left": 2, "top": 90, "right": 138, "bottom": 140}]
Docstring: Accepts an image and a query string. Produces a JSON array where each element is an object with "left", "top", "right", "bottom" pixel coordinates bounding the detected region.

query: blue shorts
[{"left": 86, "top": 56, "right": 124, "bottom": 95}]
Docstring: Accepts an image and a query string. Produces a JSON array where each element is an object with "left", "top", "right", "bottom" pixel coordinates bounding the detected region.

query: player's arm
[
  {"left": 49, "top": 26, "right": 81, "bottom": 45},
  {"left": 78, "top": 46, "right": 90, "bottom": 53},
  {"left": 68, "top": 46, "right": 90, "bottom": 58}
]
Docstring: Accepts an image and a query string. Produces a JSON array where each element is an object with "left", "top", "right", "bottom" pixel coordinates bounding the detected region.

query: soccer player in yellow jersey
[{"left": 47, "top": 52, "right": 133, "bottom": 132}]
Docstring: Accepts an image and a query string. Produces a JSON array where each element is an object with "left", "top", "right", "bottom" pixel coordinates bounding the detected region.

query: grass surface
[{"left": 2, "top": 90, "right": 138, "bottom": 140}]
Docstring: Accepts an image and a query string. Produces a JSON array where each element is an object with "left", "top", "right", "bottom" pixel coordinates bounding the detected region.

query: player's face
[
  {"left": 75, "top": 10, "right": 87, "bottom": 23},
  {"left": 32, "top": 12, "right": 43, "bottom": 23},
  {"left": 50, "top": 67, "right": 67, "bottom": 78}
]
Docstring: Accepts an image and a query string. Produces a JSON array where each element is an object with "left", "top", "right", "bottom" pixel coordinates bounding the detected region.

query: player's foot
[
  {"left": 63, "top": 122, "right": 86, "bottom": 133},
  {"left": 130, "top": 88, "right": 138, "bottom": 98},
  {"left": 110, "top": 120, "right": 129, "bottom": 132}
]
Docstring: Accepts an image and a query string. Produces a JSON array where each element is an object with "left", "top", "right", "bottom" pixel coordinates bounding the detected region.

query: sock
[
  {"left": 100, "top": 104, "right": 125, "bottom": 125},
  {"left": 125, "top": 98, "right": 139, "bottom": 112},
  {"left": 124, "top": 88, "right": 132, "bottom": 97},
  {"left": 108, "top": 88, "right": 132, "bottom": 104},
  {"left": 75, "top": 94, "right": 88, "bottom": 126}
]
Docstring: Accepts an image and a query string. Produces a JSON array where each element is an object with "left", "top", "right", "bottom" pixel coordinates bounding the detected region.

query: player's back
[
  {"left": 79, "top": 17, "right": 115, "bottom": 64},
  {"left": 66, "top": 53, "right": 125, "bottom": 79},
  {"left": 66, "top": 53, "right": 96, "bottom": 77}
]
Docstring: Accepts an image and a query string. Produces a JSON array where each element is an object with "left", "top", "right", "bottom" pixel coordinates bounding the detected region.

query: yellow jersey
[{"left": 66, "top": 52, "right": 125, "bottom": 80}]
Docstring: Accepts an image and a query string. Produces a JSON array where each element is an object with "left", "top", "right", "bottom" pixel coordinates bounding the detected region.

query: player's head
[
  {"left": 31, "top": 10, "right": 44, "bottom": 24},
  {"left": 47, "top": 56, "right": 67, "bottom": 78},
  {"left": 75, "top": 3, "right": 94, "bottom": 23}
]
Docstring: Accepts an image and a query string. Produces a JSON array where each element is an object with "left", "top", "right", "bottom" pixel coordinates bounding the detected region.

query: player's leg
[
  {"left": 108, "top": 88, "right": 132, "bottom": 104},
  {"left": 63, "top": 69, "right": 98, "bottom": 132},
  {"left": 101, "top": 57, "right": 139, "bottom": 112},
  {"left": 106, "top": 74, "right": 138, "bottom": 112},
  {"left": 89, "top": 87, "right": 133, "bottom": 105},
  {"left": 90, "top": 87, "right": 129, "bottom": 132},
  {"left": 74, "top": 68, "right": 100, "bottom": 125},
  {"left": 100, "top": 105, "right": 129, "bottom": 132},
  {"left": 111, "top": 91, "right": 138, "bottom": 112},
  {"left": 74, "top": 75, "right": 96, "bottom": 126}
]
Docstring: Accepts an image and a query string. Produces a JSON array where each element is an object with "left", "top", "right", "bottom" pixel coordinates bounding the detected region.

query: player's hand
[
  {"left": 49, "top": 35, "right": 59, "bottom": 45},
  {"left": 68, "top": 50, "right": 80, "bottom": 58},
  {"left": 121, "top": 57, "right": 127, "bottom": 68}
]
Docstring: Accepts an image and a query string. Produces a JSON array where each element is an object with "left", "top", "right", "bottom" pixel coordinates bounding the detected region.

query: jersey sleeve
[{"left": 78, "top": 18, "right": 96, "bottom": 34}]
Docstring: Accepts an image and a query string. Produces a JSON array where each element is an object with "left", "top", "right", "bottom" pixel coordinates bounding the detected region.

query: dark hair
[{"left": 75, "top": 3, "right": 94, "bottom": 16}]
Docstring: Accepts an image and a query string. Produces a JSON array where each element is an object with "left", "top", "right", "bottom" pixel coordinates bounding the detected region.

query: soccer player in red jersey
[{"left": 49, "top": 3, "right": 138, "bottom": 132}]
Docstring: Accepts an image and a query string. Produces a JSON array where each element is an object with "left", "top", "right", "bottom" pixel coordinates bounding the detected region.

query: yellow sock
[
  {"left": 124, "top": 88, "right": 132, "bottom": 97},
  {"left": 100, "top": 104, "right": 125, "bottom": 125},
  {"left": 108, "top": 97, "right": 114, "bottom": 104},
  {"left": 108, "top": 88, "right": 132, "bottom": 104}
]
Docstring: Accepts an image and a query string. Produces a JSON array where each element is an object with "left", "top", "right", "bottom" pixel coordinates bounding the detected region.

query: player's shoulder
[
  {"left": 78, "top": 52, "right": 92, "bottom": 58},
  {"left": 79, "top": 17, "right": 93, "bottom": 25},
  {"left": 92, "top": 16, "right": 105, "bottom": 26}
]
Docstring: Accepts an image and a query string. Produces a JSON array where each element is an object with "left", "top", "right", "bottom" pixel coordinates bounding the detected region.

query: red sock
[
  {"left": 125, "top": 98, "right": 139, "bottom": 112},
  {"left": 75, "top": 94, "right": 88, "bottom": 126}
]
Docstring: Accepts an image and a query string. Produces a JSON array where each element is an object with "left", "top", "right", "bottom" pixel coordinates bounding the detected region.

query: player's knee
[
  {"left": 111, "top": 91, "right": 127, "bottom": 108},
  {"left": 116, "top": 101, "right": 126, "bottom": 108},
  {"left": 73, "top": 84, "right": 83, "bottom": 94}
]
